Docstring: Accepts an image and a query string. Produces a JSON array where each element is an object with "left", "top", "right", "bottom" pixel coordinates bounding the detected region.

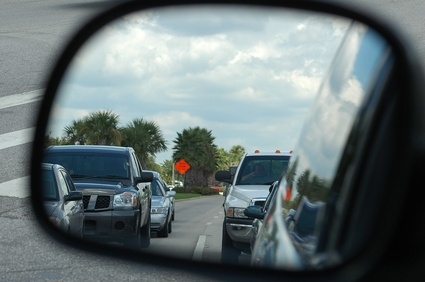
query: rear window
[
  {"left": 151, "top": 180, "right": 165, "bottom": 196},
  {"left": 44, "top": 152, "right": 130, "bottom": 179},
  {"left": 236, "top": 155, "right": 290, "bottom": 185}
]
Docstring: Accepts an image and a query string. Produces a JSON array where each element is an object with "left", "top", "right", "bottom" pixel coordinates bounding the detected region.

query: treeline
[{"left": 45, "top": 109, "right": 245, "bottom": 187}]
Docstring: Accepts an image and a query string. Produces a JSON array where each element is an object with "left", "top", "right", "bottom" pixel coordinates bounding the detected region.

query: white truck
[{"left": 215, "top": 150, "right": 292, "bottom": 264}]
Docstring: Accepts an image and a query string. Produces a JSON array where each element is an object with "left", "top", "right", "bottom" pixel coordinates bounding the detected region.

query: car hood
[
  {"left": 74, "top": 179, "right": 134, "bottom": 195},
  {"left": 43, "top": 201, "right": 59, "bottom": 217},
  {"left": 151, "top": 196, "right": 166, "bottom": 207},
  {"left": 231, "top": 184, "right": 270, "bottom": 204}
]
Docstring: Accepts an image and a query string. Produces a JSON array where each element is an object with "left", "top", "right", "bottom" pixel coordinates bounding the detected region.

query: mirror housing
[
  {"left": 215, "top": 170, "right": 232, "bottom": 184},
  {"left": 138, "top": 171, "right": 154, "bottom": 183},
  {"left": 30, "top": 0, "right": 425, "bottom": 281},
  {"left": 167, "top": 190, "right": 177, "bottom": 197},
  {"left": 244, "top": 205, "right": 265, "bottom": 220},
  {"left": 64, "top": 191, "right": 83, "bottom": 202}
]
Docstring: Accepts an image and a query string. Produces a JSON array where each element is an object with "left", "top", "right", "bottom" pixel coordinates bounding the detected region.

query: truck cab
[{"left": 215, "top": 150, "right": 292, "bottom": 264}]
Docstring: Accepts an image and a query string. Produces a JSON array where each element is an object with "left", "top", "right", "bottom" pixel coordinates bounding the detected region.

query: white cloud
[{"left": 48, "top": 5, "right": 349, "bottom": 163}]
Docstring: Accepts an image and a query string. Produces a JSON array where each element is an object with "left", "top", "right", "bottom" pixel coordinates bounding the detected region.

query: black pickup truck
[{"left": 44, "top": 145, "right": 153, "bottom": 249}]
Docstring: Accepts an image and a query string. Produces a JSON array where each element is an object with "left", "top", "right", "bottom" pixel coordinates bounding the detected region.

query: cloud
[{"left": 49, "top": 5, "right": 349, "bottom": 163}]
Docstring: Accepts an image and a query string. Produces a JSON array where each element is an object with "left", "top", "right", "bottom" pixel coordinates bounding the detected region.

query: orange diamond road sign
[{"left": 174, "top": 159, "right": 190, "bottom": 175}]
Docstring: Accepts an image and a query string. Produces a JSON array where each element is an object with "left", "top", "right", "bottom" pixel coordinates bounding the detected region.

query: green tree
[
  {"left": 45, "top": 132, "right": 66, "bottom": 147},
  {"left": 120, "top": 118, "right": 167, "bottom": 169},
  {"left": 228, "top": 145, "right": 245, "bottom": 165},
  {"left": 63, "top": 119, "right": 86, "bottom": 145},
  {"left": 215, "top": 148, "right": 230, "bottom": 171},
  {"left": 172, "top": 126, "right": 218, "bottom": 188},
  {"left": 82, "top": 110, "right": 121, "bottom": 145},
  {"left": 214, "top": 145, "right": 245, "bottom": 171},
  {"left": 160, "top": 159, "right": 175, "bottom": 184},
  {"left": 144, "top": 155, "right": 162, "bottom": 172}
]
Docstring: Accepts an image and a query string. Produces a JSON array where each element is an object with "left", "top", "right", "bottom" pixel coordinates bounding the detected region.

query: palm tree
[
  {"left": 215, "top": 148, "right": 231, "bottom": 171},
  {"left": 45, "top": 131, "right": 66, "bottom": 147},
  {"left": 214, "top": 145, "right": 246, "bottom": 171},
  {"left": 160, "top": 159, "right": 174, "bottom": 184},
  {"left": 81, "top": 110, "right": 122, "bottom": 145},
  {"left": 228, "top": 145, "right": 246, "bottom": 165},
  {"left": 172, "top": 126, "right": 218, "bottom": 188},
  {"left": 63, "top": 119, "right": 86, "bottom": 145},
  {"left": 144, "top": 155, "right": 162, "bottom": 172},
  {"left": 120, "top": 118, "right": 167, "bottom": 169}
]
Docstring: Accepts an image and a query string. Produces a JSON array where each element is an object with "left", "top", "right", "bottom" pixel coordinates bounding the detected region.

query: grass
[{"left": 174, "top": 193, "right": 202, "bottom": 200}]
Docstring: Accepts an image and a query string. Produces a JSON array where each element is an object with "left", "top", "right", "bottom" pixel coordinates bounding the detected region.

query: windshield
[
  {"left": 236, "top": 156, "right": 290, "bottom": 185},
  {"left": 44, "top": 153, "right": 130, "bottom": 180}
]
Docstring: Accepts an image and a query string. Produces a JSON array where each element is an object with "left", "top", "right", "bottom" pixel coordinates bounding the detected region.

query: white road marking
[
  {"left": 0, "top": 90, "right": 44, "bottom": 198},
  {"left": 0, "top": 89, "right": 44, "bottom": 110},
  {"left": 0, "top": 128, "right": 35, "bottom": 150},
  {"left": 0, "top": 176, "right": 31, "bottom": 198},
  {"left": 192, "top": 235, "right": 206, "bottom": 261}
]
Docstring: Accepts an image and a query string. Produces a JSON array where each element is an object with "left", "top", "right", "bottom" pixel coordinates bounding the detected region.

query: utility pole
[{"left": 172, "top": 161, "right": 175, "bottom": 186}]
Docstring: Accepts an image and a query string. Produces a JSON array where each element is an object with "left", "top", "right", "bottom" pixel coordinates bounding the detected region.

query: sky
[{"left": 47, "top": 5, "right": 350, "bottom": 164}]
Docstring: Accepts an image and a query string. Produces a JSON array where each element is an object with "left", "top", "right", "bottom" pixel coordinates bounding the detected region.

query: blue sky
[{"left": 47, "top": 5, "right": 349, "bottom": 164}]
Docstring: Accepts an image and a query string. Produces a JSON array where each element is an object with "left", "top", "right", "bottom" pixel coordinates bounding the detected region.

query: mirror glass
[{"left": 42, "top": 4, "right": 352, "bottom": 269}]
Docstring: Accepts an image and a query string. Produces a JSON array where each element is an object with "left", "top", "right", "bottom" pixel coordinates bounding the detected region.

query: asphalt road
[
  {"left": 0, "top": 0, "right": 125, "bottom": 183},
  {"left": 1, "top": 0, "right": 425, "bottom": 281},
  {"left": 0, "top": 1, "right": 224, "bottom": 281},
  {"left": 0, "top": 195, "right": 228, "bottom": 282}
]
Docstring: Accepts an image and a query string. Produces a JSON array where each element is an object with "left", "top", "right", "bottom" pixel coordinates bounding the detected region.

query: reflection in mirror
[
  {"left": 42, "top": 5, "right": 352, "bottom": 270},
  {"left": 250, "top": 22, "right": 394, "bottom": 270}
]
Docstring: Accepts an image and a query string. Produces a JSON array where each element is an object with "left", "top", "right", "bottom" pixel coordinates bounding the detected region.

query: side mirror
[
  {"left": 215, "top": 170, "right": 232, "bottom": 184},
  {"left": 167, "top": 190, "right": 176, "bottom": 197},
  {"left": 30, "top": 0, "right": 425, "bottom": 281},
  {"left": 64, "top": 191, "right": 83, "bottom": 202},
  {"left": 244, "top": 205, "right": 265, "bottom": 220},
  {"left": 139, "top": 171, "right": 154, "bottom": 183}
]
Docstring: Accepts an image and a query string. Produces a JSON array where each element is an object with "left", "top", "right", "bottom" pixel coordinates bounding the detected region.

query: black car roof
[
  {"left": 45, "top": 145, "right": 132, "bottom": 155},
  {"left": 42, "top": 162, "right": 54, "bottom": 169},
  {"left": 41, "top": 162, "right": 65, "bottom": 171}
]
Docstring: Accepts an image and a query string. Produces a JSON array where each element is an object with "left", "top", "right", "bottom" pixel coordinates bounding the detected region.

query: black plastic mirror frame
[{"left": 30, "top": 0, "right": 423, "bottom": 281}]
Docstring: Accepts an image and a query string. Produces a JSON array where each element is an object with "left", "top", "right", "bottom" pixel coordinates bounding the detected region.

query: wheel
[
  {"left": 124, "top": 233, "right": 141, "bottom": 250},
  {"left": 140, "top": 213, "right": 151, "bottom": 248},
  {"left": 168, "top": 217, "right": 172, "bottom": 233},
  {"left": 221, "top": 219, "right": 240, "bottom": 264},
  {"left": 157, "top": 221, "right": 169, "bottom": 237},
  {"left": 171, "top": 209, "right": 175, "bottom": 221},
  {"left": 157, "top": 214, "right": 169, "bottom": 238}
]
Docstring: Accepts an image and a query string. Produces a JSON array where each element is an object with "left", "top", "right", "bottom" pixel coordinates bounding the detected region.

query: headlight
[
  {"left": 151, "top": 207, "right": 168, "bottom": 214},
  {"left": 113, "top": 192, "right": 137, "bottom": 207},
  {"left": 226, "top": 207, "right": 248, "bottom": 218}
]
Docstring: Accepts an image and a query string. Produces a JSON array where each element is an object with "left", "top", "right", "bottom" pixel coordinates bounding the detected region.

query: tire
[
  {"left": 140, "top": 214, "right": 151, "bottom": 248},
  {"left": 124, "top": 233, "right": 141, "bottom": 250},
  {"left": 221, "top": 219, "right": 240, "bottom": 264},
  {"left": 157, "top": 217, "right": 169, "bottom": 238},
  {"left": 171, "top": 209, "right": 175, "bottom": 221},
  {"left": 168, "top": 217, "right": 172, "bottom": 233}
]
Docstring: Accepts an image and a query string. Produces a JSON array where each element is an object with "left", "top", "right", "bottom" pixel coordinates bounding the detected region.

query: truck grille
[
  {"left": 252, "top": 199, "right": 266, "bottom": 207},
  {"left": 95, "top": 196, "right": 111, "bottom": 209},
  {"left": 83, "top": 196, "right": 90, "bottom": 209},
  {"left": 83, "top": 195, "right": 112, "bottom": 210}
]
